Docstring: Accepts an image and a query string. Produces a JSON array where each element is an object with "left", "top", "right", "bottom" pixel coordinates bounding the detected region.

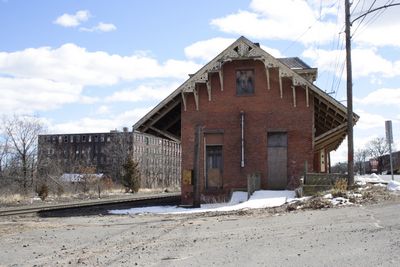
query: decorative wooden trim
[
  {"left": 206, "top": 80, "right": 211, "bottom": 101},
  {"left": 218, "top": 70, "right": 224, "bottom": 91},
  {"left": 306, "top": 85, "right": 309, "bottom": 107},
  {"left": 292, "top": 85, "right": 297, "bottom": 107},
  {"left": 279, "top": 71, "right": 283, "bottom": 98},
  {"left": 193, "top": 87, "right": 199, "bottom": 111},
  {"left": 181, "top": 92, "right": 187, "bottom": 111}
]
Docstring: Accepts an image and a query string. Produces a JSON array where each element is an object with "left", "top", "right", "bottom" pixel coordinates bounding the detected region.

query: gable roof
[
  {"left": 133, "top": 36, "right": 358, "bottom": 152},
  {"left": 278, "top": 57, "right": 311, "bottom": 69}
]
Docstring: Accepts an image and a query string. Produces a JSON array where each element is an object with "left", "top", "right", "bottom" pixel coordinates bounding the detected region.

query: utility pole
[
  {"left": 345, "top": 0, "right": 354, "bottom": 186},
  {"left": 345, "top": 0, "right": 400, "bottom": 186}
]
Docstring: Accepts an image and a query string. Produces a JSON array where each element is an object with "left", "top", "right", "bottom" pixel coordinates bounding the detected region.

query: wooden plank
[
  {"left": 181, "top": 92, "right": 187, "bottom": 111},
  {"left": 292, "top": 84, "right": 296, "bottom": 107},
  {"left": 306, "top": 85, "right": 309, "bottom": 107},
  {"left": 218, "top": 70, "right": 224, "bottom": 91},
  {"left": 193, "top": 88, "right": 199, "bottom": 111},
  {"left": 279, "top": 72, "right": 283, "bottom": 98},
  {"left": 142, "top": 100, "right": 180, "bottom": 132},
  {"left": 206, "top": 80, "right": 211, "bottom": 101},
  {"left": 149, "top": 126, "right": 180, "bottom": 143}
]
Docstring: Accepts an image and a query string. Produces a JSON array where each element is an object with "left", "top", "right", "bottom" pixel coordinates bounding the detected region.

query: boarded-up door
[
  {"left": 267, "top": 132, "right": 287, "bottom": 189},
  {"left": 206, "top": 145, "right": 223, "bottom": 189}
]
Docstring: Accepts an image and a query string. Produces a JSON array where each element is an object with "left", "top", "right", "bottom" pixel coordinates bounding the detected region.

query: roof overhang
[{"left": 133, "top": 36, "right": 359, "bottom": 150}]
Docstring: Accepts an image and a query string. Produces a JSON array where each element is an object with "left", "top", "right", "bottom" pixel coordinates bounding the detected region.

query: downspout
[{"left": 241, "top": 111, "right": 245, "bottom": 168}]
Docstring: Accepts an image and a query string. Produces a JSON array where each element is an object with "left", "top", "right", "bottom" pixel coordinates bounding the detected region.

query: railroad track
[{"left": 0, "top": 192, "right": 181, "bottom": 217}]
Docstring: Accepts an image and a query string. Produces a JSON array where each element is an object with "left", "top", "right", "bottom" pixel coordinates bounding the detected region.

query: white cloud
[
  {"left": 303, "top": 47, "right": 400, "bottom": 78},
  {"left": 351, "top": 0, "right": 400, "bottom": 47},
  {"left": 184, "top": 37, "right": 283, "bottom": 62},
  {"left": 355, "top": 88, "right": 400, "bottom": 106},
  {"left": 185, "top": 37, "right": 236, "bottom": 61},
  {"left": 0, "top": 43, "right": 201, "bottom": 118},
  {"left": 0, "top": 43, "right": 201, "bottom": 87},
  {"left": 50, "top": 107, "right": 152, "bottom": 134},
  {"left": 53, "top": 10, "right": 90, "bottom": 27},
  {"left": 105, "top": 82, "right": 181, "bottom": 103},
  {"left": 210, "top": 0, "right": 341, "bottom": 45},
  {"left": 80, "top": 22, "right": 117, "bottom": 33},
  {"left": 260, "top": 45, "right": 283, "bottom": 58},
  {"left": 95, "top": 105, "right": 110, "bottom": 115},
  {"left": 0, "top": 77, "right": 83, "bottom": 114},
  {"left": 354, "top": 109, "right": 388, "bottom": 130}
]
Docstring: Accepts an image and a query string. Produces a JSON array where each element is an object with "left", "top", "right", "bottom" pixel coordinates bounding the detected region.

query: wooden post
[
  {"left": 304, "top": 160, "right": 308, "bottom": 185},
  {"left": 279, "top": 72, "right": 283, "bottom": 98},
  {"left": 193, "top": 125, "right": 201, "bottom": 208},
  {"left": 345, "top": 0, "right": 354, "bottom": 186}
]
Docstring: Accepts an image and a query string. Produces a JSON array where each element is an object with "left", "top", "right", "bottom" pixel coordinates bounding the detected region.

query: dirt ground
[{"left": 0, "top": 187, "right": 399, "bottom": 267}]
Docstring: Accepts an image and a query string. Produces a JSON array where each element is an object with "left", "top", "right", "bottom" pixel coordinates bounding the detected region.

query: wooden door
[
  {"left": 205, "top": 145, "right": 223, "bottom": 189},
  {"left": 267, "top": 132, "right": 288, "bottom": 189}
]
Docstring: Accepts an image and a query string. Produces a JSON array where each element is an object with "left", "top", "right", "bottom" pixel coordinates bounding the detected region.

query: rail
[{"left": 0, "top": 192, "right": 181, "bottom": 217}]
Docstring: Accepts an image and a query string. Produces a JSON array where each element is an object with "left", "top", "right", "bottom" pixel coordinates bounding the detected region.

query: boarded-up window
[
  {"left": 206, "top": 145, "right": 223, "bottom": 189},
  {"left": 267, "top": 132, "right": 287, "bottom": 147},
  {"left": 236, "top": 69, "right": 255, "bottom": 95}
]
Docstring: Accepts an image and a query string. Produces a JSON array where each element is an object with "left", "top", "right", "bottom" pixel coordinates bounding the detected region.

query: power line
[
  {"left": 352, "top": 0, "right": 396, "bottom": 39},
  {"left": 352, "top": 0, "right": 378, "bottom": 36},
  {"left": 282, "top": 1, "right": 338, "bottom": 54}
]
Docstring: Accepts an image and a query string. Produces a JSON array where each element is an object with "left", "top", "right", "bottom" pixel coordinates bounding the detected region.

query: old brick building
[
  {"left": 38, "top": 129, "right": 181, "bottom": 188},
  {"left": 134, "top": 37, "right": 358, "bottom": 205}
]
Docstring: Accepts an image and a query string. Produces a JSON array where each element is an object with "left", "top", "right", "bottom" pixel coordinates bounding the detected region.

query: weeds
[
  {"left": 332, "top": 178, "right": 348, "bottom": 198},
  {"left": 37, "top": 184, "right": 49, "bottom": 201}
]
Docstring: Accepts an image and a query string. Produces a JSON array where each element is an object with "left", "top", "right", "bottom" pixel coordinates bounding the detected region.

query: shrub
[
  {"left": 122, "top": 157, "right": 141, "bottom": 193},
  {"left": 332, "top": 178, "right": 348, "bottom": 198},
  {"left": 38, "top": 184, "right": 49, "bottom": 201}
]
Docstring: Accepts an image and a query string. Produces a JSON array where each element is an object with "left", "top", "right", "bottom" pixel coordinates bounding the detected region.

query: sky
[{"left": 1, "top": 0, "right": 400, "bottom": 164}]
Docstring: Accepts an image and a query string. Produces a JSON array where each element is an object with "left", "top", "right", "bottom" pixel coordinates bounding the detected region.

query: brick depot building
[{"left": 134, "top": 37, "right": 358, "bottom": 205}]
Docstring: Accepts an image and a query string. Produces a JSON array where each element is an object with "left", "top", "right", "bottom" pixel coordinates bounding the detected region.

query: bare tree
[
  {"left": 367, "top": 137, "right": 390, "bottom": 159},
  {"left": 2, "top": 115, "right": 46, "bottom": 193},
  {"left": 355, "top": 148, "right": 369, "bottom": 175},
  {"left": 0, "top": 135, "right": 10, "bottom": 175},
  {"left": 106, "top": 131, "right": 133, "bottom": 184}
]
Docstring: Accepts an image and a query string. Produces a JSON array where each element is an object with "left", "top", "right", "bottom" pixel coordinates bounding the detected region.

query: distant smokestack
[{"left": 123, "top": 127, "right": 128, "bottom": 133}]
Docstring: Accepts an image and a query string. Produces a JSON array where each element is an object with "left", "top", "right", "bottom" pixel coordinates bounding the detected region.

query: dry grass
[
  {"left": 331, "top": 178, "right": 348, "bottom": 198},
  {"left": 0, "top": 193, "right": 26, "bottom": 204},
  {"left": 0, "top": 184, "right": 180, "bottom": 207}
]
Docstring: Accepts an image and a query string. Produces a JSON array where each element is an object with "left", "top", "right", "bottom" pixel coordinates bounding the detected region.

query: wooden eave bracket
[
  {"left": 193, "top": 87, "right": 199, "bottom": 111},
  {"left": 181, "top": 92, "right": 187, "bottom": 111},
  {"left": 278, "top": 68, "right": 291, "bottom": 99},
  {"left": 206, "top": 80, "right": 211, "bottom": 101},
  {"left": 218, "top": 69, "right": 224, "bottom": 91}
]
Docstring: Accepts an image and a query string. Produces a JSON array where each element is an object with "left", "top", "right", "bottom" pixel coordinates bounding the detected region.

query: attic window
[
  {"left": 233, "top": 46, "right": 239, "bottom": 53},
  {"left": 236, "top": 69, "right": 255, "bottom": 96}
]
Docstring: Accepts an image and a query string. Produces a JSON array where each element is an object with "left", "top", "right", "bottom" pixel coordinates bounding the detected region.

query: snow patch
[
  {"left": 387, "top": 180, "right": 400, "bottom": 191},
  {"left": 109, "top": 190, "right": 295, "bottom": 215},
  {"left": 229, "top": 191, "right": 248, "bottom": 204},
  {"left": 355, "top": 174, "right": 386, "bottom": 185}
]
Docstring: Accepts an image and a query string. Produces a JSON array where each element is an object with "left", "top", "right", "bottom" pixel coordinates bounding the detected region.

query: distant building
[{"left": 38, "top": 129, "right": 181, "bottom": 188}]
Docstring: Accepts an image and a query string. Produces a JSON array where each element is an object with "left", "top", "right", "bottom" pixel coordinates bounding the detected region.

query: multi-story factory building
[{"left": 38, "top": 128, "right": 181, "bottom": 188}]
